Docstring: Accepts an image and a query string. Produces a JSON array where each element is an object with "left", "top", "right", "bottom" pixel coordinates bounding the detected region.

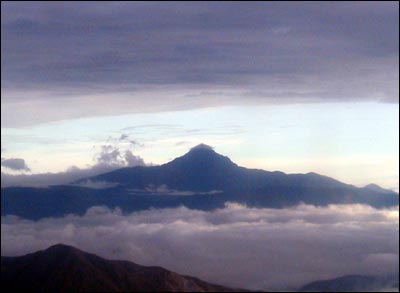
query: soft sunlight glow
[{"left": 2, "top": 102, "right": 398, "bottom": 190}]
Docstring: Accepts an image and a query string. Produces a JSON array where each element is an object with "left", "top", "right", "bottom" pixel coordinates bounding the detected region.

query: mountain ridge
[
  {"left": 299, "top": 274, "right": 399, "bottom": 292},
  {"left": 2, "top": 144, "right": 398, "bottom": 220},
  {"left": 79, "top": 144, "right": 395, "bottom": 196},
  {"left": 1, "top": 243, "right": 246, "bottom": 292}
]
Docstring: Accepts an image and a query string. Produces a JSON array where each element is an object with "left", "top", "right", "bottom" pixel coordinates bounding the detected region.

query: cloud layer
[
  {"left": 0, "top": 163, "right": 116, "bottom": 188},
  {"left": 2, "top": 2, "right": 398, "bottom": 127},
  {"left": 2, "top": 203, "right": 398, "bottom": 291},
  {"left": 1, "top": 138, "right": 146, "bottom": 187}
]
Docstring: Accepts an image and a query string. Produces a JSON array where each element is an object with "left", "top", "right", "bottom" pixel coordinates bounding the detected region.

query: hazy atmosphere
[
  {"left": 2, "top": 203, "right": 399, "bottom": 291},
  {"left": 2, "top": 1, "right": 398, "bottom": 190},
  {"left": 1, "top": 2, "right": 399, "bottom": 292}
]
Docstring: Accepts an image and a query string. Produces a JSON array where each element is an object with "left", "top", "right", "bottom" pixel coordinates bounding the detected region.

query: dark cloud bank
[
  {"left": 1, "top": 157, "right": 30, "bottom": 171},
  {"left": 1, "top": 2, "right": 398, "bottom": 127},
  {"left": 2, "top": 203, "right": 398, "bottom": 291}
]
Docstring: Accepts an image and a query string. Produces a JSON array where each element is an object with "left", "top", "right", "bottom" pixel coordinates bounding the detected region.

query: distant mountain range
[
  {"left": 299, "top": 274, "right": 399, "bottom": 292},
  {"left": 2, "top": 144, "right": 398, "bottom": 220},
  {"left": 1, "top": 244, "right": 242, "bottom": 292}
]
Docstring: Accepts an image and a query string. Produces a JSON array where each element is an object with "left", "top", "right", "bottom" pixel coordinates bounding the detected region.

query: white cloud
[
  {"left": 95, "top": 144, "right": 145, "bottom": 167},
  {"left": 72, "top": 179, "right": 120, "bottom": 189},
  {"left": 140, "top": 184, "right": 222, "bottom": 196},
  {"left": 1, "top": 203, "right": 398, "bottom": 291}
]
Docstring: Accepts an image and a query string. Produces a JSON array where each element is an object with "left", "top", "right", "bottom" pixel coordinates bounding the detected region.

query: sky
[{"left": 1, "top": 1, "right": 399, "bottom": 190}]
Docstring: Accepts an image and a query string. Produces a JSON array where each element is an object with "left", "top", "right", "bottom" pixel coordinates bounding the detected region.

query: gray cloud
[
  {"left": 1, "top": 203, "right": 398, "bottom": 291},
  {"left": 1, "top": 145, "right": 146, "bottom": 187},
  {"left": 1, "top": 157, "right": 30, "bottom": 171},
  {"left": 1, "top": 2, "right": 398, "bottom": 127},
  {"left": 95, "top": 145, "right": 124, "bottom": 166},
  {"left": 118, "top": 133, "right": 145, "bottom": 148},
  {"left": 95, "top": 144, "right": 145, "bottom": 167},
  {"left": 1, "top": 164, "right": 116, "bottom": 188},
  {"left": 124, "top": 150, "right": 145, "bottom": 167},
  {"left": 119, "top": 134, "right": 129, "bottom": 140}
]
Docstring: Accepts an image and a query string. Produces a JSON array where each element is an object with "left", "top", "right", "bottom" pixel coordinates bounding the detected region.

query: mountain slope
[
  {"left": 85, "top": 144, "right": 244, "bottom": 192},
  {"left": 83, "top": 144, "right": 394, "bottom": 193},
  {"left": 1, "top": 244, "right": 244, "bottom": 292},
  {"left": 298, "top": 274, "right": 399, "bottom": 292},
  {"left": 80, "top": 144, "right": 398, "bottom": 206},
  {"left": 2, "top": 144, "right": 398, "bottom": 220}
]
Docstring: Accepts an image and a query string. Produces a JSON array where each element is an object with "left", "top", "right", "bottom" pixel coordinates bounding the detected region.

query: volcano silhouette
[{"left": 2, "top": 144, "right": 398, "bottom": 220}]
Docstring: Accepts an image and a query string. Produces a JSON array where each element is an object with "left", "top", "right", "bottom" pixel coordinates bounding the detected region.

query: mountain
[
  {"left": 298, "top": 274, "right": 399, "bottom": 292},
  {"left": 2, "top": 144, "right": 398, "bottom": 220},
  {"left": 364, "top": 183, "right": 394, "bottom": 193},
  {"left": 81, "top": 144, "right": 351, "bottom": 192},
  {"left": 85, "top": 144, "right": 242, "bottom": 192},
  {"left": 1, "top": 244, "right": 244, "bottom": 292}
]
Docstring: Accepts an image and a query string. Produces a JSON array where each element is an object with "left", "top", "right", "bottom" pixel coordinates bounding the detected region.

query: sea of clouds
[{"left": 1, "top": 203, "right": 398, "bottom": 291}]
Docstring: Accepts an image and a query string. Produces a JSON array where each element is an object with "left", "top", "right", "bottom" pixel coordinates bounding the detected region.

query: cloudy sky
[{"left": 1, "top": 1, "right": 399, "bottom": 190}]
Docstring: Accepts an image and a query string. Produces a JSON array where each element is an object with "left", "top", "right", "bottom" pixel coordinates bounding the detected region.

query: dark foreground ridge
[
  {"left": 1, "top": 244, "right": 247, "bottom": 292},
  {"left": 2, "top": 144, "right": 398, "bottom": 220}
]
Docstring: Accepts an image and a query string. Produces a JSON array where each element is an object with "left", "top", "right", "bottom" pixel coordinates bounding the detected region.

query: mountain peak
[
  {"left": 46, "top": 243, "right": 77, "bottom": 251},
  {"left": 3, "top": 244, "right": 240, "bottom": 292},
  {"left": 364, "top": 183, "right": 392, "bottom": 193},
  {"left": 45, "top": 243, "right": 84, "bottom": 255},
  {"left": 167, "top": 144, "right": 237, "bottom": 170},
  {"left": 189, "top": 143, "right": 215, "bottom": 152}
]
